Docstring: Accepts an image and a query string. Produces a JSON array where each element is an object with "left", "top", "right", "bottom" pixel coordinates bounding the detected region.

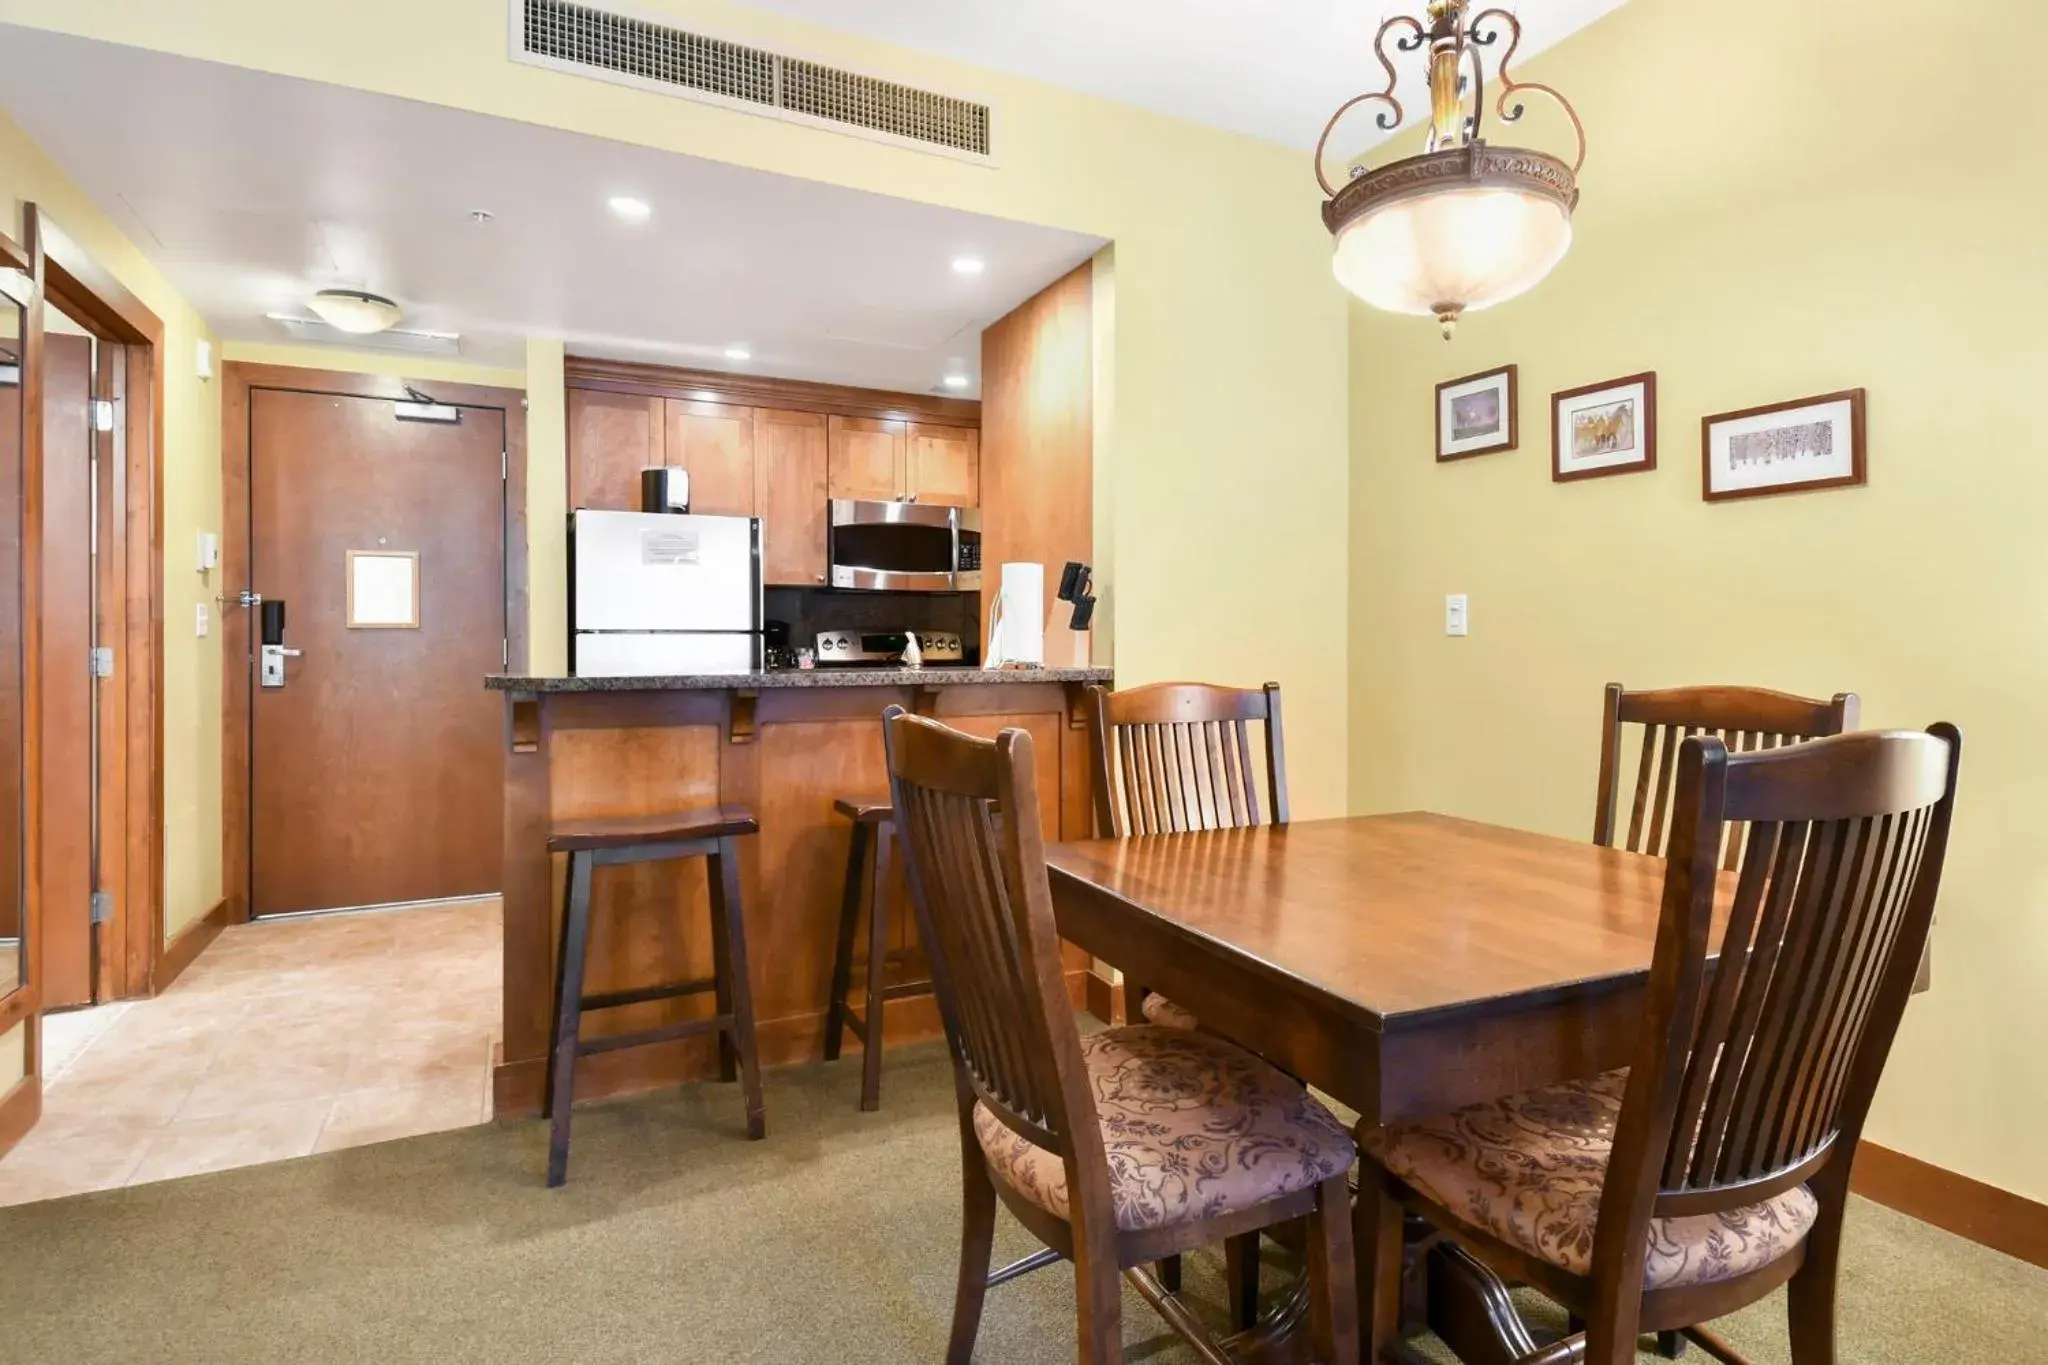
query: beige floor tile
[
  {"left": 42, "top": 1061, "right": 210, "bottom": 1124},
  {"left": 126, "top": 1098, "right": 332, "bottom": 1186},
  {"left": 176, "top": 1054, "right": 353, "bottom": 1120},
  {"left": 0, "top": 1113, "right": 161, "bottom": 1206},
  {"left": 342, "top": 1032, "right": 491, "bottom": 1091},
  {"left": 313, "top": 1077, "right": 485, "bottom": 1153}
]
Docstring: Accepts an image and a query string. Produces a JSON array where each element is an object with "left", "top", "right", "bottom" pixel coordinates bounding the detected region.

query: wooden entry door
[
  {"left": 248, "top": 388, "right": 507, "bottom": 917},
  {"left": 40, "top": 333, "right": 94, "bottom": 1006}
]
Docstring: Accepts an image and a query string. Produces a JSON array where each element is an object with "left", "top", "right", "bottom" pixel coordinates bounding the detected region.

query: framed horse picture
[{"left": 1552, "top": 372, "right": 1657, "bottom": 482}]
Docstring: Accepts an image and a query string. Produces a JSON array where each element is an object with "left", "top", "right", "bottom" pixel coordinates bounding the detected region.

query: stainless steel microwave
[{"left": 827, "top": 500, "right": 982, "bottom": 592}]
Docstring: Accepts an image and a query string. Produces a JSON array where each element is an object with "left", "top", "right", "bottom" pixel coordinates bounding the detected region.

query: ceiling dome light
[
  {"left": 950, "top": 256, "right": 985, "bottom": 276},
  {"left": 306, "top": 289, "right": 403, "bottom": 335},
  {"left": 723, "top": 346, "right": 752, "bottom": 362},
  {"left": 608, "top": 196, "right": 652, "bottom": 223},
  {"left": 941, "top": 373, "right": 970, "bottom": 390},
  {"left": 1317, "top": 0, "right": 1584, "bottom": 339}
]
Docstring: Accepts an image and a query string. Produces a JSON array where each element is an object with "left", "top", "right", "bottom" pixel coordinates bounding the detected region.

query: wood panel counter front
[{"left": 486, "top": 668, "right": 1112, "bottom": 1113}]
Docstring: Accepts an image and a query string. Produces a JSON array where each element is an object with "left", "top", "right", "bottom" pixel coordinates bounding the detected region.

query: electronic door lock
[{"left": 259, "top": 643, "right": 302, "bottom": 688}]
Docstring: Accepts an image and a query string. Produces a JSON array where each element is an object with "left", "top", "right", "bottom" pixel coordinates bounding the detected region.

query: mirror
[{"left": 0, "top": 270, "right": 24, "bottom": 994}]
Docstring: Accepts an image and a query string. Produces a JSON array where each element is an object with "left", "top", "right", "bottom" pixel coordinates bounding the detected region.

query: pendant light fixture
[
  {"left": 1317, "top": 0, "right": 1585, "bottom": 339},
  {"left": 306, "top": 289, "right": 403, "bottom": 335}
]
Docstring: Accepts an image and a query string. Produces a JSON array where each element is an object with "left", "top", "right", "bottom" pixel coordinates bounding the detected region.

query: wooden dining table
[{"left": 1046, "top": 811, "right": 1730, "bottom": 1365}]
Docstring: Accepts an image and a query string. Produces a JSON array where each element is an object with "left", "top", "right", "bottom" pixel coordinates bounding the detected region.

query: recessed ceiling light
[
  {"left": 469, "top": 209, "right": 495, "bottom": 225},
  {"left": 608, "top": 196, "right": 652, "bottom": 223},
  {"left": 941, "top": 374, "right": 971, "bottom": 390},
  {"left": 723, "top": 346, "right": 752, "bottom": 362},
  {"left": 950, "top": 256, "right": 986, "bottom": 276},
  {"left": 306, "top": 289, "right": 402, "bottom": 335}
]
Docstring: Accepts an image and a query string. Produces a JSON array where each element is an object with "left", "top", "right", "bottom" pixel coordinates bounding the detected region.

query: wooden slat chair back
[
  {"left": 1592, "top": 725, "right": 1963, "bottom": 1360},
  {"left": 1086, "top": 682, "right": 1287, "bottom": 837},
  {"left": 1595, "top": 684, "right": 1859, "bottom": 869},
  {"left": 882, "top": 706, "right": 1104, "bottom": 1189}
]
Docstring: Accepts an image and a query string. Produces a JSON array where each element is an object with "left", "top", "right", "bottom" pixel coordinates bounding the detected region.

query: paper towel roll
[{"left": 989, "top": 562, "right": 1045, "bottom": 666}]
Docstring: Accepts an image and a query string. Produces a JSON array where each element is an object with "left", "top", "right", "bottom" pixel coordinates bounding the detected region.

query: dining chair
[
  {"left": 882, "top": 705, "right": 1359, "bottom": 1365},
  {"left": 1359, "top": 724, "right": 1962, "bottom": 1365},
  {"left": 1595, "top": 683, "right": 1858, "bottom": 869},
  {"left": 1085, "top": 680, "right": 1287, "bottom": 1032}
]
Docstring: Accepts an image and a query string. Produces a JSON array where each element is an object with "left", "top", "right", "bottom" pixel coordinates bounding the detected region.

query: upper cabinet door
[
  {"left": 567, "top": 388, "right": 661, "bottom": 511},
  {"left": 906, "top": 424, "right": 980, "bottom": 507},
  {"left": 754, "top": 409, "right": 829, "bottom": 586},
  {"left": 665, "top": 399, "right": 756, "bottom": 516},
  {"left": 827, "top": 416, "right": 905, "bottom": 501}
]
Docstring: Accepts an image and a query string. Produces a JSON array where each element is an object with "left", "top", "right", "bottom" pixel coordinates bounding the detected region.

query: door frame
[
  {"left": 0, "top": 226, "right": 44, "bottom": 1155},
  {"left": 24, "top": 205, "right": 165, "bottom": 1003},
  {"left": 220, "top": 363, "right": 528, "bottom": 924}
]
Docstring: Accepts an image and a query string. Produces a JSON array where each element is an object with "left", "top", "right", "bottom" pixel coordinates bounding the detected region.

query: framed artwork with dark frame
[
  {"left": 1435, "top": 364, "right": 1517, "bottom": 461},
  {"left": 1551, "top": 372, "right": 1656, "bottom": 482},
  {"left": 1702, "top": 389, "right": 1866, "bottom": 501}
]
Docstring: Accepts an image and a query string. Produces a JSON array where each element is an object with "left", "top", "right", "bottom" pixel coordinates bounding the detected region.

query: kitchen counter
[
  {"left": 490, "top": 664, "right": 1107, "bottom": 1114},
  {"left": 486, "top": 666, "right": 1113, "bottom": 693}
]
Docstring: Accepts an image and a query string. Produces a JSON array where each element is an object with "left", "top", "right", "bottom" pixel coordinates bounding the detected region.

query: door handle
[{"left": 259, "top": 643, "right": 301, "bottom": 688}]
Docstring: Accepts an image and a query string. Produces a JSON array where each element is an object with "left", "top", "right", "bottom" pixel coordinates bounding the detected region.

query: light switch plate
[
  {"left": 1445, "top": 593, "right": 1469, "bottom": 637},
  {"left": 195, "top": 603, "right": 210, "bottom": 638}
]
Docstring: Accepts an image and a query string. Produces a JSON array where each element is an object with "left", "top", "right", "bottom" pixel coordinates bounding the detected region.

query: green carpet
[{"left": 0, "top": 1041, "right": 2040, "bottom": 1363}]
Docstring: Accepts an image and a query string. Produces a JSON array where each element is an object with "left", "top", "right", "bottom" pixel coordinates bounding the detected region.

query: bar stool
[
  {"left": 823, "top": 797, "right": 933, "bottom": 1111},
  {"left": 543, "top": 805, "right": 765, "bottom": 1187}
]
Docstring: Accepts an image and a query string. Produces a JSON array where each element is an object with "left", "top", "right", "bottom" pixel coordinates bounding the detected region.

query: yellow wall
[
  {"left": 0, "top": 0, "right": 1353, "bottom": 819},
  {"left": 523, "top": 338, "right": 566, "bottom": 676},
  {"left": 0, "top": 107, "right": 221, "bottom": 947},
  {"left": 219, "top": 340, "right": 525, "bottom": 391},
  {"left": 1349, "top": 0, "right": 2046, "bottom": 1200}
]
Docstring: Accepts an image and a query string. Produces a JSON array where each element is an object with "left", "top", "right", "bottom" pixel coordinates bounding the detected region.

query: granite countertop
[{"left": 486, "top": 666, "right": 1114, "bottom": 693}]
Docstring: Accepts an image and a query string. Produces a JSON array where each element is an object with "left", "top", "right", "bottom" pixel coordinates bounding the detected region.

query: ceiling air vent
[{"left": 513, "top": 0, "right": 993, "bottom": 160}]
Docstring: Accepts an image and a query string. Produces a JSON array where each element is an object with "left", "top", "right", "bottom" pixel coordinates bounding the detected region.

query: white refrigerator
[{"left": 569, "top": 509, "right": 763, "bottom": 676}]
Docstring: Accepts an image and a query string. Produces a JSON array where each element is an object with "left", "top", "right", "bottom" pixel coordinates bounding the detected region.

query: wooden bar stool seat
[
  {"left": 824, "top": 796, "right": 934, "bottom": 1111},
  {"left": 543, "top": 804, "right": 765, "bottom": 1187}
]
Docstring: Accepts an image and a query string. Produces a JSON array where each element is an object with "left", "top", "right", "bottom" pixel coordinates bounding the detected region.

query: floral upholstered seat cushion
[
  {"left": 1363, "top": 1070, "right": 1819, "bottom": 1291},
  {"left": 1138, "top": 992, "right": 1199, "bottom": 1031},
  {"left": 972, "top": 1025, "right": 1356, "bottom": 1232}
]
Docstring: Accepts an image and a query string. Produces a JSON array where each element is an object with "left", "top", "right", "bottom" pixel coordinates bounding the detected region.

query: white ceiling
[
  {"left": 732, "top": 0, "right": 1633, "bottom": 150},
  {"left": 0, "top": 27, "right": 1105, "bottom": 389}
]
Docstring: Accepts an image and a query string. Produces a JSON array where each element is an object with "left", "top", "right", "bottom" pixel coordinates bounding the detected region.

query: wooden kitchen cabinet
[
  {"left": 665, "top": 399, "right": 755, "bottom": 516},
  {"left": 907, "top": 423, "right": 979, "bottom": 507},
  {"left": 754, "top": 409, "right": 829, "bottom": 585},
  {"left": 827, "top": 415, "right": 904, "bottom": 502},
  {"left": 567, "top": 388, "right": 661, "bottom": 511}
]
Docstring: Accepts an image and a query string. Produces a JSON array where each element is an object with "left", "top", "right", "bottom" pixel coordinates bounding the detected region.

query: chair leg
[
  {"left": 1074, "top": 1239, "right": 1124, "bottom": 1365},
  {"left": 544, "top": 851, "right": 594, "bottom": 1188},
  {"left": 1355, "top": 1160, "right": 1404, "bottom": 1363},
  {"left": 1156, "top": 1254, "right": 1181, "bottom": 1294},
  {"left": 1308, "top": 1173, "right": 1360, "bottom": 1365},
  {"left": 1225, "top": 1231, "right": 1261, "bottom": 1330},
  {"left": 1657, "top": 1329, "right": 1689, "bottom": 1357},
  {"left": 859, "top": 821, "right": 893, "bottom": 1112},
  {"left": 1787, "top": 1175, "right": 1851, "bottom": 1365},
  {"left": 945, "top": 1148, "right": 999, "bottom": 1365},
  {"left": 823, "top": 822, "right": 868, "bottom": 1064},
  {"left": 708, "top": 837, "right": 766, "bottom": 1140}
]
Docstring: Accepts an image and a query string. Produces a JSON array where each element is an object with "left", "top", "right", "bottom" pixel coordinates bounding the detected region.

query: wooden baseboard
[
  {"left": 1853, "top": 1140, "right": 2048, "bottom": 1270},
  {"left": 0, "top": 1072, "right": 41, "bottom": 1162},
  {"left": 156, "top": 898, "right": 228, "bottom": 993},
  {"left": 495, "top": 968, "right": 1090, "bottom": 1116}
]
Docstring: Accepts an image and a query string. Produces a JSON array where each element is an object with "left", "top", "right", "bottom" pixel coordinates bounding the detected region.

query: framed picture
[
  {"left": 1435, "top": 365, "right": 1518, "bottom": 461},
  {"left": 1702, "top": 389, "right": 1866, "bottom": 502},
  {"left": 1552, "top": 372, "right": 1657, "bottom": 482}
]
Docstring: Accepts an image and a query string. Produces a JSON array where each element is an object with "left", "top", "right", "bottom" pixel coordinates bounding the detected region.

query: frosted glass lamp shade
[
  {"left": 1332, "top": 186, "right": 1572, "bottom": 334},
  {"left": 307, "top": 289, "right": 403, "bottom": 335}
]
